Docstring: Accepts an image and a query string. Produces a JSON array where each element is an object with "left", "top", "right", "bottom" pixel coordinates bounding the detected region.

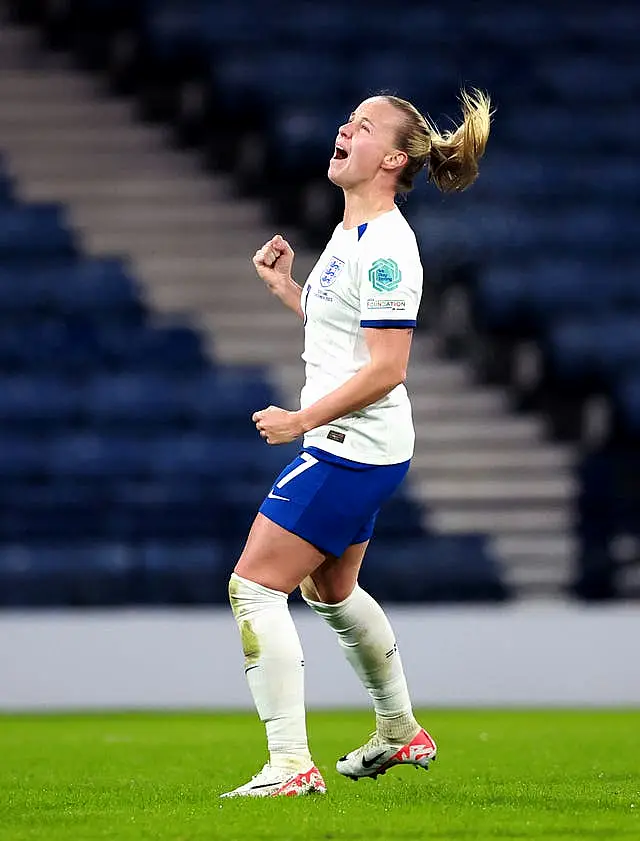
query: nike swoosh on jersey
[{"left": 267, "top": 490, "right": 290, "bottom": 501}]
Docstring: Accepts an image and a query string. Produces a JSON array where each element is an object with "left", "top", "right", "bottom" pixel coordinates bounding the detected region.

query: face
[{"left": 328, "top": 97, "right": 407, "bottom": 189}]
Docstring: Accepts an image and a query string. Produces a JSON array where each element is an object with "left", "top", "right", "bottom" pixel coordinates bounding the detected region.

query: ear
[{"left": 381, "top": 150, "right": 408, "bottom": 173}]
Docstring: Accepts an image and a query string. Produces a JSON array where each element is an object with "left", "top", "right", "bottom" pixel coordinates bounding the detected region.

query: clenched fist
[{"left": 252, "top": 234, "right": 295, "bottom": 297}]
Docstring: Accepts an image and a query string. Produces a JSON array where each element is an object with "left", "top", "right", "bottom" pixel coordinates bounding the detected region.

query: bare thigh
[
  {"left": 234, "top": 513, "right": 328, "bottom": 594},
  {"left": 300, "top": 540, "right": 369, "bottom": 605}
]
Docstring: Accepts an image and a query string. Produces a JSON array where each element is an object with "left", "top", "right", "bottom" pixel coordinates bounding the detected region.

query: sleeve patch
[
  {"left": 365, "top": 298, "right": 406, "bottom": 311},
  {"left": 368, "top": 258, "right": 402, "bottom": 292}
]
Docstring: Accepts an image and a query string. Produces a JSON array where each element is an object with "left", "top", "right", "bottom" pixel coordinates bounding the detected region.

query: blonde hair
[{"left": 385, "top": 88, "right": 492, "bottom": 194}]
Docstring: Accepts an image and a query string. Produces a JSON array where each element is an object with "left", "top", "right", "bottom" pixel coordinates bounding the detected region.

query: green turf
[{"left": 0, "top": 710, "right": 638, "bottom": 840}]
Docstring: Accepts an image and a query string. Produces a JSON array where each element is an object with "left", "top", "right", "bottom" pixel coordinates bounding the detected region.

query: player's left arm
[
  {"left": 253, "top": 328, "right": 413, "bottom": 443},
  {"left": 253, "top": 246, "right": 422, "bottom": 444}
]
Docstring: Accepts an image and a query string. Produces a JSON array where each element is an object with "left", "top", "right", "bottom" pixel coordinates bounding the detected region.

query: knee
[
  {"left": 301, "top": 574, "right": 355, "bottom": 605},
  {"left": 300, "top": 576, "right": 320, "bottom": 603}
]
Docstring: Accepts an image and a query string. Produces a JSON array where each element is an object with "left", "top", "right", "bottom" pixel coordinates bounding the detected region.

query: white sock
[
  {"left": 303, "top": 584, "right": 420, "bottom": 744},
  {"left": 229, "top": 573, "right": 311, "bottom": 770}
]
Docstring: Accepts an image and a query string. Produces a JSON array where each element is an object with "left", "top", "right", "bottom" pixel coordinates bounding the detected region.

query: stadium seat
[
  {"left": 0, "top": 377, "right": 80, "bottom": 429},
  {"left": 112, "top": 480, "right": 221, "bottom": 539},
  {"left": 0, "top": 173, "right": 14, "bottom": 204},
  {"left": 0, "top": 437, "right": 48, "bottom": 479},
  {"left": 0, "top": 543, "right": 135, "bottom": 607},
  {"left": 48, "top": 433, "right": 151, "bottom": 479},
  {"left": 43, "top": 258, "right": 143, "bottom": 320},
  {"left": 140, "top": 540, "right": 229, "bottom": 604},
  {"left": 614, "top": 374, "right": 640, "bottom": 439},
  {"left": 100, "top": 324, "right": 208, "bottom": 372},
  {"left": 0, "top": 204, "right": 76, "bottom": 261},
  {"left": 0, "top": 482, "right": 113, "bottom": 541},
  {"left": 83, "top": 373, "right": 186, "bottom": 430},
  {"left": 361, "top": 535, "right": 509, "bottom": 603},
  {"left": 184, "top": 367, "right": 278, "bottom": 434}
]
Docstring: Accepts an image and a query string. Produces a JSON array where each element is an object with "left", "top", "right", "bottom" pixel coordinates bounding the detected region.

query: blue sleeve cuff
[{"left": 360, "top": 319, "right": 417, "bottom": 328}]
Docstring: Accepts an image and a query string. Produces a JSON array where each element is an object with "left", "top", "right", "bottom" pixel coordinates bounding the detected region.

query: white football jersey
[{"left": 299, "top": 206, "right": 423, "bottom": 465}]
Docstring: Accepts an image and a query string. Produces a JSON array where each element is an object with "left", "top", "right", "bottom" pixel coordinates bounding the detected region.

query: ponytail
[
  {"left": 386, "top": 88, "right": 492, "bottom": 194},
  {"left": 427, "top": 89, "right": 492, "bottom": 193}
]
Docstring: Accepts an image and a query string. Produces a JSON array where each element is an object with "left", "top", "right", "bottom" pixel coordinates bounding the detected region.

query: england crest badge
[{"left": 319, "top": 256, "right": 345, "bottom": 288}]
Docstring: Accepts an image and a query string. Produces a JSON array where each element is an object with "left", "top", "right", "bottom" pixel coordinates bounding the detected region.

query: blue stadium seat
[
  {"left": 112, "top": 480, "right": 221, "bottom": 539},
  {"left": 547, "top": 315, "right": 640, "bottom": 387},
  {"left": 0, "top": 266, "right": 50, "bottom": 313},
  {"left": 142, "top": 1, "right": 203, "bottom": 62},
  {"left": 0, "top": 543, "right": 135, "bottom": 607},
  {"left": 545, "top": 319, "right": 599, "bottom": 384},
  {"left": 140, "top": 540, "right": 229, "bottom": 604},
  {"left": 49, "top": 434, "right": 151, "bottom": 479},
  {"left": 84, "top": 373, "right": 186, "bottom": 429},
  {"left": 360, "top": 535, "right": 508, "bottom": 602},
  {"left": 0, "top": 483, "right": 113, "bottom": 540},
  {"left": 358, "top": 7, "right": 452, "bottom": 49},
  {"left": 150, "top": 434, "right": 292, "bottom": 482},
  {"left": 199, "top": 3, "right": 272, "bottom": 52},
  {"left": 536, "top": 56, "right": 633, "bottom": 103},
  {"left": 278, "top": 2, "right": 357, "bottom": 46},
  {"left": 0, "top": 377, "right": 80, "bottom": 428},
  {"left": 0, "top": 437, "right": 47, "bottom": 479},
  {"left": 267, "top": 106, "right": 341, "bottom": 177},
  {"left": 43, "top": 258, "right": 143, "bottom": 320},
  {"left": 349, "top": 51, "right": 434, "bottom": 110},
  {"left": 0, "top": 320, "right": 107, "bottom": 374},
  {"left": 525, "top": 260, "right": 618, "bottom": 322},
  {"left": 566, "top": 158, "right": 640, "bottom": 203},
  {"left": 474, "top": 264, "right": 528, "bottom": 331},
  {"left": 100, "top": 324, "right": 207, "bottom": 372},
  {"left": 375, "top": 490, "right": 428, "bottom": 540},
  {"left": 252, "top": 50, "right": 347, "bottom": 108},
  {"left": 0, "top": 204, "right": 76, "bottom": 261},
  {"left": 0, "top": 174, "right": 14, "bottom": 204},
  {"left": 185, "top": 367, "right": 278, "bottom": 434},
  {"left": 595, "top": 316, "right": 640, "bottom": 379},
  {"left": 615, "top": 374, "right": 640, "bottom": 437}
]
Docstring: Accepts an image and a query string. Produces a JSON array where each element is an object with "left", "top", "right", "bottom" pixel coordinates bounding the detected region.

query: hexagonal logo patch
[{"left": 368, "top": 258, "right": 402, "bottom": 293}]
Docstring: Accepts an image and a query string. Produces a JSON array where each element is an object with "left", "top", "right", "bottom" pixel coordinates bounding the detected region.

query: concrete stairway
[{"left": 0, "top": 22, "right": 577, "bottom": 595}]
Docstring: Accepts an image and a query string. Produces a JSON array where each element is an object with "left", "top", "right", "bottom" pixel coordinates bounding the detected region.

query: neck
[{"left": 342, "top": 186, "right": 396, "bottom": 230}]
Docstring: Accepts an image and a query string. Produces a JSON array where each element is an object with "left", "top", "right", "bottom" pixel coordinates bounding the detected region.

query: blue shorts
[{"left": 258, "top": 446, "right": 410, "bottom": 557}]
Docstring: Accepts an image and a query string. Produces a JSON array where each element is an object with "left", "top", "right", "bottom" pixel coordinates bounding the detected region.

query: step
[
  {"left": 417, "top": 477, "right": 576, "bottom": 503},
  {"left": 414, "top": 418, "right": 543, "bottom": 445},
  {"left": 81, "top": 228, "right": 263, "bottom": 254},
  {"left": 501, "top": 562, "right": 571, "bottom": 590},
  {"left": 202, "top": 311, "right": 302, "bottom": 333},
  {"left": 20, "top": 178, "right": 228, "bottom": 203},
  {"left": 429, "top": 508, "right": 572, "bottom": 533},
  {"left": 0, "top": 73, "right": 93, "bottom": 97},
  {"left": 495, "top": 534, "right": 577, "bottom": 561},
  {"left": 5, "top": 152, "right": 205, "bottom": 179},
  {"left": 1, "top": 126, "right": 164, "bottom": 151},
  {"left": 410, "top": 448, "right": 575, "bottom": 471},
  {"left": 411, "top": 390, "right": 506, "bottom": 417},
  {"left": 217, "top": 338, "right": 303, "bottom": 364},
  {"left": 67, "top": 203, "right": 243, "bottom": 228},
  {"left": 1, "top": 101, "right": 135, "bottom": 125}
]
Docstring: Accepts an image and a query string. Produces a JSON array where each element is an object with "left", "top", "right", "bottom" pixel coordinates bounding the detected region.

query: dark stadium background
[{"left": 0, "top": 0, "right": 638, "bottom": 615}]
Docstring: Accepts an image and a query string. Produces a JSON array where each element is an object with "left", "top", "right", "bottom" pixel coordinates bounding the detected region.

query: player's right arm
[{"left": 252, "top": 234, "right": 303, "bottom": 319}]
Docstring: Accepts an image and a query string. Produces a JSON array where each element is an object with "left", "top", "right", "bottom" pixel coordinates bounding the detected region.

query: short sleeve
[{"left": 358, "top": 245, "right": 423, "bottom": 329}]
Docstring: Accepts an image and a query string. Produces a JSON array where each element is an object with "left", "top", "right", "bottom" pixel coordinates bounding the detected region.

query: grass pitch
[{"left": 0, "top": 710, "right": 638, "bottom": 840}]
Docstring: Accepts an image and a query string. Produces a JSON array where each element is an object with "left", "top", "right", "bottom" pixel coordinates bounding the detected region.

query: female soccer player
[{"left": 222, "top": 89, "right": 491, "bottom": 797}]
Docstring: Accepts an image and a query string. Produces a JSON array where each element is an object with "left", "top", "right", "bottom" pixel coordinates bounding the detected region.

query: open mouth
[{"left": 333, "top": 145, "right": 348, "bottom": 161}]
